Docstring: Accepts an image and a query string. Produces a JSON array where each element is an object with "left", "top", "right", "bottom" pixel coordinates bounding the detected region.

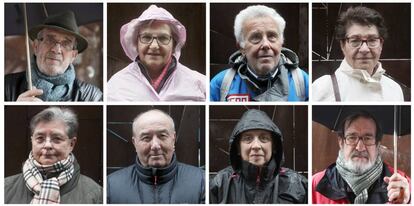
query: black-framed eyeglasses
[
  {"left": 138, "top": 33, "right": 172, "bottom": 45},
  {"left": 343, "top": 134, "right": 376, "bottom": 146},
  {"left": 38, "top": 36, "right": 75, "bottom": 51},
  {"left": 345, "top": 37, "right": 382, "bottom": 48}
]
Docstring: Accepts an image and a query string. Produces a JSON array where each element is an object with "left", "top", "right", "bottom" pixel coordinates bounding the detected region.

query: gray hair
[
  {"left": 234, "top": 5, "right": 286, "bottom": 48},
  {"left": 30, "top": 107, "right": 78, "bottom": 138},
  {"left": 132, "top": 109, "right": 175, "bottom": 137}
]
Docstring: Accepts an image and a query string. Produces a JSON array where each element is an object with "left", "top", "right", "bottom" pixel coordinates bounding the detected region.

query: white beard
[{"left": 338, "top": 148, "right": 378, "bottom": 174}]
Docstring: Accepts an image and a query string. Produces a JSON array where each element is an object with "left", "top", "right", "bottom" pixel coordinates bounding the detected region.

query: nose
[
  {"left": 260, "top": 37, "right": 271, "bottom": 50},
  {"left": 42, "top": 138, "right": 53, "bottom": 149},
  {"left": 150, "top": 137, "right": 161, "bottom": 150},
  {"left": 354, "top": 138, "right": 366, "bottom": 151},
  {"left": 149, "top": 38, "right": 160, "bottom": 49},
  {"left": 358, "top": 42, "right": 370, "bottom": 53},
  {"left": 50, "top": 42, "right": 63, "bottom": 53},
  {"left": 251, "top": 137, "right": 262, "bottom": 150}
]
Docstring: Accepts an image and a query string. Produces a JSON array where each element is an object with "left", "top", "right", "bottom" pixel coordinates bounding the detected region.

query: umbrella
[
  {"left": 313, "top": 105, "right": 410, "bottom": 136},
  {"left": 5, "top": 3, "right": 103, "bottom": 36}
]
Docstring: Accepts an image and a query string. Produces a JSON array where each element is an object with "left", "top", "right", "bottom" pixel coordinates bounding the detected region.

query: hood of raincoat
[
  {"left": 229, "top": 109, "right": 284, "bottom": 174},
  {"left": 120, "top": 5, "right": 187, "bottom": 61}
]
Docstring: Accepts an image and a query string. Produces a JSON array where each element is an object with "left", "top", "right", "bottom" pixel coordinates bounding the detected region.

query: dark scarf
[
  {"left": 30, "top": 56, "right": 75, "bottom": 101},
  {"left": 136, "top": 56, "right": 177, "bottom": 93}
]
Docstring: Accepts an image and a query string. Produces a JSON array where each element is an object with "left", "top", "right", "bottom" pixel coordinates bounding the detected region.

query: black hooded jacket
[
  {"left": 107, "top": 154, "right": 205, "bottom": 204},
  {"left": 210, "top": 109, "right": 307, "bottom": 203}
]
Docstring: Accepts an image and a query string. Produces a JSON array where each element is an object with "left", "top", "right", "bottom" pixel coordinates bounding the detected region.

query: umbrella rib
[
  {"left": 42, "top": 3, "right": 49, "bottom": 17},
  {"left": 333, "top": 107, "right": 344, "bottom": 132}
]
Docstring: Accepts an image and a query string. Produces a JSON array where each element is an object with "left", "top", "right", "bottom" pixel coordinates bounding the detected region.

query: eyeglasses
[
  {"left": 138, "top": 33, "right": 172, "bottom": 45},
  {"left": 38, "top": 35, "right": 75, "bottom": 51},
  {"left": 345, "top": 37, "right": 382, "bottom": 48},
  {"left": 343, "top": 134, "right": 376, "bottom": 146}
]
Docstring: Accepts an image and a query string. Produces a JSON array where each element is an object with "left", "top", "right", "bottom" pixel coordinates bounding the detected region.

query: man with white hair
[
  {"left": 312, "top": 111, "right": 410, "bottom": 204},
  {"left": 210, "top": 5, "right": 308, "bottom": 101}
]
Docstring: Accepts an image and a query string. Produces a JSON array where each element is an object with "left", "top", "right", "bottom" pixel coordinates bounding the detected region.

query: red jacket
[{"left": 312, "top": 163, "right": 411, "bottom": 204}]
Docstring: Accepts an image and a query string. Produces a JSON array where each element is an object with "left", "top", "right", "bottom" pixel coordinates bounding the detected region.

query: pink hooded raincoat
[{"left": 107, "top": 5, "right": 206, "bottom": 101}]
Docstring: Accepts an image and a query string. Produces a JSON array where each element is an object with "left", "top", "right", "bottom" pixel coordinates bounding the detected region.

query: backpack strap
[
  {"left": 219, "top": 69, "right": 236, "bottom": 101},
  {"left": 291, "top": 68, "right": 305, "bottom": 100},
  {"left": 330, "top": 73, "right": 341, "bottom": 102}
]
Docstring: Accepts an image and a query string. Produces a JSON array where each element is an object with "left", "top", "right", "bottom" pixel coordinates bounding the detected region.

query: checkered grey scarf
[
  {"left": 22, "top": 152, "right": 75, "bottom": 204},
  {"left": 336, "top": 151, "right": 383, "bottom": 204}
]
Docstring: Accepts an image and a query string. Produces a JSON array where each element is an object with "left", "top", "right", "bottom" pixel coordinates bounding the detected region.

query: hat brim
[{"left": 29, "top": 24, "right": 88, "bottom": 53}]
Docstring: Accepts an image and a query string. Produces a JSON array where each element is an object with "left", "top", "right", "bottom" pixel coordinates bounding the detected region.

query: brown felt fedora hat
[{"left": 29, "top": 11, "right": 88, "bottom": 53}]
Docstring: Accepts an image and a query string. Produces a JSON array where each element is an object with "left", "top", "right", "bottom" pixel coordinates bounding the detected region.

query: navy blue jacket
[{"left": 107, "top": 155, "right": 205, "bottom": 204}]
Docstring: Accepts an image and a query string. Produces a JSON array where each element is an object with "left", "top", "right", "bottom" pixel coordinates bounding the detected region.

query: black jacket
[
  {"left": 210, "top": 109, "right": 307, "bottom": 203},
  {"left": 5, "top": 71, "right": 102, "bottom": 101},
  {"left": 314, "top": 162, "right": 400, "bottom": 203},
  {"left": 107, "top": 155, "right": 205, "bottom": 204}
]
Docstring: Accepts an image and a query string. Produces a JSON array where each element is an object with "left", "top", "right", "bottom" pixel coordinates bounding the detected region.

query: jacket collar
[
  {"left": 134, "top": 154, "right": 178, "bottom": 185},
  {"left": 316, "top": 162, "right": 389, "bottom": 202},
  {"left": 338, "top": 60, "right": 385, "bottom": 83},
  {"left": 59, "top": 158, "right": 81, "bottom": 195},
  {"left": 240, "top": 158, "right": 278, "bottom": 187}
]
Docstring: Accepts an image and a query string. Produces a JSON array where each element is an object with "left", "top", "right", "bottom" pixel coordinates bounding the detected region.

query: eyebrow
[
  {"left": 139, "top": 129, "right": 170, "bottom": 135},
  {"left": 45, "top": 34, "right": 74, "bottom": 42}
]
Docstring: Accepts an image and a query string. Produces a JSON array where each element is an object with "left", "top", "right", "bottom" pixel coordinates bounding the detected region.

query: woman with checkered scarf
[{"left": 5, "top": 107, "right": 102, "bottom": 204}]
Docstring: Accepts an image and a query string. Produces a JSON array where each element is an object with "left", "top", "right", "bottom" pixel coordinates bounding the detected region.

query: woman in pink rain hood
[{"left": 107, "top": 5, "right": 206, "bottom": 101}]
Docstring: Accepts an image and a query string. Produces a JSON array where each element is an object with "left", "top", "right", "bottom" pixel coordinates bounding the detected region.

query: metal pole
[
  {"left": 23, "top": 3, "right": 32, "bottom": 90},
  {"left": 393, "top": 105, "right": 397, "bottom": 173}
]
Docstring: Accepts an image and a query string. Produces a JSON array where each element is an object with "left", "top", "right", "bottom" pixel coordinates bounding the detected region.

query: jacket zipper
[
  {"left": 256, "top": 167, "right": 261, "bottom": 189},
  {"left": 153, "top": 175, "right": 158, "bottom": 203}
]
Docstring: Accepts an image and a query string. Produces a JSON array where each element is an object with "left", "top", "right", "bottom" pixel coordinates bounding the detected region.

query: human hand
[
  {"left": 384, "top": 173, "right": 410, "bottom": 204},
  {"left": 16, "top": 88, "right": 43, "bottom": 102}
]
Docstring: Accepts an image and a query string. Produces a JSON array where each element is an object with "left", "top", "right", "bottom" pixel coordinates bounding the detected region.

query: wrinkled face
[
  {"left": 31, "top": 120, "right": 76, "bottom": 165},
  {"left": 239, "top": 129, "right": 273, "bottom": 167},
  {"left": 33, "top": 28, "right": 78, "bottom": 76},
  {"left": 137, "top": 22, "right": 174, "bottom": 76},
  {"left": 339, "top": 117, "right": 379, "bottom": 174},
  {"left": 133, "top": 111, "right": 176, "bottom": 168},
  {"left": 240, "top": 16, "right": 283, "bottom": 76},
  {"left": 340, "top": 24, "right": 383, "bottom": 75}
]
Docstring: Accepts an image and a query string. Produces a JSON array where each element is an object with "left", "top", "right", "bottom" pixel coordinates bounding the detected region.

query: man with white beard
[{"left": 312, "top": 111, "right": 410, "bottom": 204}]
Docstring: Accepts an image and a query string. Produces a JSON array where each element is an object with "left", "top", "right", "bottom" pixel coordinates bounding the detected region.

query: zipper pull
[{"left": 152, "top": 168, "right": 158, "bottom": 187}]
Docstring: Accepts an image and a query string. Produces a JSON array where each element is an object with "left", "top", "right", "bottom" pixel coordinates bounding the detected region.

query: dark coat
[
  {"left": 4, "top": 161, "right": 103, "bottom": 204},
  {"left": 210, "top": 109, "right": 308, "bottom": 203},
  {"left": 5, "top": 71, "right": 102, "bottom": 101},
  {"left": 107, "top": 155, "right": 205, "bottom": 204},
  {"left": 312, "top": 162, "right": 411, "bottom": 204}
]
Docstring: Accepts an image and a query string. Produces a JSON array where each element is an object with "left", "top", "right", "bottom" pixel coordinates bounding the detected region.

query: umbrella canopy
[
  {"left": 313, "top": 105, "right": 410, "bottom": 136},
  {"left": 5, "top": 3, "right": 103, "bottom": 36}
]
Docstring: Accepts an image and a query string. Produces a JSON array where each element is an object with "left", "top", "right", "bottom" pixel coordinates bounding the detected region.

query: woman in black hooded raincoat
[{"left": 210, "top": 109, "right": 307, "bottom": 203}]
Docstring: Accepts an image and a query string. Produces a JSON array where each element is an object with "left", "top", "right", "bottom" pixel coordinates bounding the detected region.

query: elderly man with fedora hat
[{"left": 5, "top": 10, "right": 102, "bottom": 101}]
